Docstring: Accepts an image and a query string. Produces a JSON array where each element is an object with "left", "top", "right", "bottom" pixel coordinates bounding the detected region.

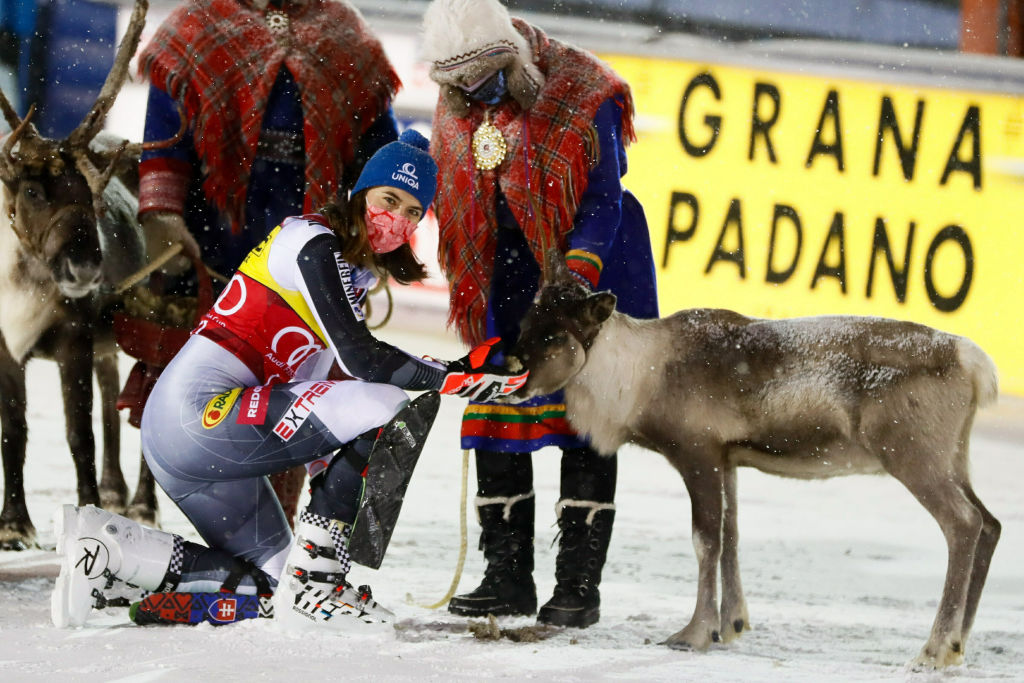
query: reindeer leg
[
  {"left": 0, "top": 353, "right": 35, "bottom": 549},
  {"left": 889, "top": 469, "right": 981, "bottom": 669},
  {"left": 663, "top": 454, "right": 725, "bottom": 651},
  {"left": 959, "top": 484, "right": 1000, "bottom": 642},
  {"left": 94, "top": 349, "right": 128, "bottom": 512},
  {"left": 126, "top": 450, "right": 160, "bottom": 527},
  {"left": 55, "top": 327, "right": 100, "bottom": 508},
  {"left": 954, "top": 410, "right": 1001, "bottom": 645},
  {"left": 719, "top": 463, "right": 749, "bottom": 642}
]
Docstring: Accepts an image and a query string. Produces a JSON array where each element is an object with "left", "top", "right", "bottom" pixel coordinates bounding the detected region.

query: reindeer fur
[
  {"left": 0, "top": 175, "right": 155, "bottom": 549},
  {"left": 508, "top": 250, "right": 1000, "bottom": 669},
  {"left": 0, "top": 0, "right": 157, "bottom": 549}
]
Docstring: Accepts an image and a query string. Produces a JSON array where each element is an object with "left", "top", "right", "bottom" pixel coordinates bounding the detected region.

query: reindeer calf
[{"left": 507, "top": 252, "right": 1000, "bottom": 669}]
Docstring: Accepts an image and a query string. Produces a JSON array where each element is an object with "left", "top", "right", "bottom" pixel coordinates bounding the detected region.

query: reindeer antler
[
  {"left": 0, "top": 105, "right": 38, "bottom": 183},
  {"left": 66, "top": 0, "right": 148, "bottom": 150},
  {"left": 0, "top": 86, "right": 21, "bottom": 133},
  {"left": 123, "top": 105, "right": 189, "bottom": 158}
]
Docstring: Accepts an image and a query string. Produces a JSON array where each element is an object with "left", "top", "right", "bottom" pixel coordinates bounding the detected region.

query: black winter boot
[
  {"left": 537, "top": 501, "right": 615, "bottom": 628},
  {"left": 447, "top": 492, "right": 538, "bottom": 617}
]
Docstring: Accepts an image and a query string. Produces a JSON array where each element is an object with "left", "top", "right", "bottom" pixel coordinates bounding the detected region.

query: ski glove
[{"left": 440, "top": 337, "right": 529, "bottom": 402}]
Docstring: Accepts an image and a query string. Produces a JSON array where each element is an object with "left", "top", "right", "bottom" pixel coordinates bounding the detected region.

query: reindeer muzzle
[{"left": 48, "top": 204, "right": 103, "bottom": 297}]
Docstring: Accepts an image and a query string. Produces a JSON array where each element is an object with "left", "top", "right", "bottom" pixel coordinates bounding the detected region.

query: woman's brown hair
[{"left": 318, "top": 192, "right": 429, "bottom": 285}]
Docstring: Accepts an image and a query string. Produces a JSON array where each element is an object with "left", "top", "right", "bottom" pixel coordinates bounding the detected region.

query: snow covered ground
[{"left": 0, "top": 309, "right": 1022, "bottom": 682}]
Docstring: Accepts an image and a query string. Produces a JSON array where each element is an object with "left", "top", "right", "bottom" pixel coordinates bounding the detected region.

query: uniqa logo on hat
[{"left": 393, "top": 162, "right": 420, "bottom": 190}]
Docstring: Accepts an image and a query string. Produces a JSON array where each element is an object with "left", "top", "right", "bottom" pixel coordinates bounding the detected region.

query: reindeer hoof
[
  {"left": 720, "top": 617, "right": 749, "bottom": 643},
  {"left": 911, "top": 641, "right": 965, "bottom": 670},
  {"left": 0, "top": 523, "right": 37, "bottom": 551},
  {"left": 662, "top": 625, "right": 715, "bottom": 651},
  {"left": 662, "top": 638, "right": 697, "bottom": 652},
  {"left": 126, "top": 503, "right": 160, "bottom": 528},
  {"left": 99, "top": 487, "right": 129, "bottom": 514},
  {"left": 99, "top": 491, "right": 129, "bottom": 511}
]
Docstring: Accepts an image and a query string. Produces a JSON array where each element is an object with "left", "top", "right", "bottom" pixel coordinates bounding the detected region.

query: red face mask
[{"left": 365, "top": 204, "right": 419, "bottom": 254}]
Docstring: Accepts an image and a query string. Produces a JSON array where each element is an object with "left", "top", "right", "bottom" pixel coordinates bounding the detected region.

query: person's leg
[
  {"left": 448, "top": 449, "right": 537, "bottom": 617},
  {"left": 141, "top": 365, "right": 411, "bottom": 570},
  {"left": 53, "top": 339, "right": 412, "bottom": 627},
  {"left": 537, "top": 446, "right": 617, "bottom": 628},
  {"left": 274, "top": 392, "right": 440, "bottom": 628}
]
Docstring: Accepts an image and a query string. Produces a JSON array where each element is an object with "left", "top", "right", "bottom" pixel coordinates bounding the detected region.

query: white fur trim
[
  {"left": 421, "top": 0, "right": 533, "bottom": 73},
  {"left": 475, "top": 490, "right": 535, "bottom": 522},
  {"left": 555, "top": 499, "right": 616, "bottom": 526}
]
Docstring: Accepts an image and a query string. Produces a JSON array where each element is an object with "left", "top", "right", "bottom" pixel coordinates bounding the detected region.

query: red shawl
[
  {"left": 431, "top": 21, "right": 635, "bottom": 346},
  {"left": 139, "top": 0, "right": 401, "bottom": 232}
]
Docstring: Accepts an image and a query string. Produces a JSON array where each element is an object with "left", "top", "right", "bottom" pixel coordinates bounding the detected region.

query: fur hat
[
  {"left": 351, "top": 129, "right": 438, "bottom": 212},
  {"left": 420, "top": 0, "right": 545, "bottom": 115}
]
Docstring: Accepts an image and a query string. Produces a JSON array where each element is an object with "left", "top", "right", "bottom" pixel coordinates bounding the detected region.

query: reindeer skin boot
[
  {"left": 537, "top": 447, "right": 617, "bottom": 628},
  {"left": 52, "top": 504, "right": 180, "bottom": 627},
  {"left": 447, "top": 491, "right": 537, "bottom": 617},
  {"left": 537, "top": 500, "right": 615, "bottom": 628}
]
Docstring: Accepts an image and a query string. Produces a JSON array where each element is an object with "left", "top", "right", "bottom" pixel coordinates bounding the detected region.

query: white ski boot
[
  {"left": 272, "top": 509, "right": 393, "bottom": 631},
  {"left": 51, "top": 504, "right": 177, "bottom": 628}
]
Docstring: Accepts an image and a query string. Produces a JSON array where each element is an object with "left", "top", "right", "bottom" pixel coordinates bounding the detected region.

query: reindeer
[
  {"left": 0, "top": 0, "right": 158, "bottom": 549},
  {"left": 505, "top": 249, "right": 1000, "bottom": 669}
]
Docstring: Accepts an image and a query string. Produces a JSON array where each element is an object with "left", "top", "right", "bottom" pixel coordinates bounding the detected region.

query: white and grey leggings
[{"left": 140, "top": 335, "right": 409, "bottom": 586}]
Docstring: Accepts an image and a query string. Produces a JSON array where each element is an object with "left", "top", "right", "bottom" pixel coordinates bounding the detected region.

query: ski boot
[
  {"left": 52, "top": 504, "right": 178, "bottom": 627},
  {"left": 272, "top": 508, "right": 393, "bottom": 629}
]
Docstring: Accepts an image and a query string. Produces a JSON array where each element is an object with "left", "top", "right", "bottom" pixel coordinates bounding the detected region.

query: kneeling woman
[{"left": 52, "top": 130, "right": 526, "bottom": 630}]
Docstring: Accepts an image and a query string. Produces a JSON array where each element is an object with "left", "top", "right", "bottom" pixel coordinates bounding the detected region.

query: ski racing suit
[{"left": 140, "top": 215, "right": 448, "bottom": 587}]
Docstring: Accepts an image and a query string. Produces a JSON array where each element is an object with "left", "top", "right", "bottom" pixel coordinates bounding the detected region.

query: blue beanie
[{"left": 351, "top": 129, "right": 438, "bottom": 212}]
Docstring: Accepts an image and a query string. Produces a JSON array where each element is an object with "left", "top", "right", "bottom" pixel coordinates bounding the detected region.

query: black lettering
[
  {"left": 873, "top": 97, "right": 924, "bottom": 181},
  {"left": 749, "top": 82, "right": 780, "bottom": 163},
  {"left": 766, "top": 204, "right": 802, "bottom": 284},
  {"left": 75, "top": 543, "right": 101, "bottom": 575},
  {"left": 679, "top": 72, "right": 722, "bottom": 157},
  {"left": 705, "top": 199, "right": 746, "bottom": 278},
  {"left": 805, "top": 89, "right": 845, "bottom": 171},
  {"left": 924, "top": 225, "right": 973, "bottom": 312},
  {"left": 663, "top": 192, "right": 699, "bottom": 268},
  {"left": 866, "top": 218, "right": 915, "bottom": 303},
  {"left": 811, "top": 212, "right": 847, "bottom": 293},
  {"left": 940, "top": 105, "right": 982, "bottom": 190}
]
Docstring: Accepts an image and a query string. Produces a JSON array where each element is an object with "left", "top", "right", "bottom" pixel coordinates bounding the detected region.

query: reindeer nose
[{"left": 57, "top": 257, "right": 103, "bottom": 298}]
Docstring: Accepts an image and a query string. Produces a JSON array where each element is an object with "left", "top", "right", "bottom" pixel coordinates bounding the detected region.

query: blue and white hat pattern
[{"left": 351, "top": 129, "right": 438, "bottom": 212}]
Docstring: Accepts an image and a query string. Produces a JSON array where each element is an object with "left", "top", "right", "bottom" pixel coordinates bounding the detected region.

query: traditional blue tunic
[{"left": 461, "top": 97, "right": 659, "bottom": 453}]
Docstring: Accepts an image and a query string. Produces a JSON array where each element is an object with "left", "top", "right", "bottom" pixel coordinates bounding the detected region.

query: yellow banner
[{"left": 603, "top": 52, "right": 1024, "bottom": 395}]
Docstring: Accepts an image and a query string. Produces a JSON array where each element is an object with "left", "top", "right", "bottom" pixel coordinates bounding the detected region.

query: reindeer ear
[
  {"left": 544, "top": 248, "right": 575, "bottom": 285},
  {"left": 584, "top": 292, "right": 616, "bottom": 325}
]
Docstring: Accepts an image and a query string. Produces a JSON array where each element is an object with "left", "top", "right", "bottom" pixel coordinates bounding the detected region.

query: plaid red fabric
[
  {"left": 139, "top": 0, "right": 400, "bottom": 232},
  {"left": 432, "top": 20, "right": 635, "bottom": 346}
]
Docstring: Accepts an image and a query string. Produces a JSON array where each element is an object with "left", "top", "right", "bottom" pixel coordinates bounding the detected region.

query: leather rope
[{"left": 409, "top": 447, "right": 469, "bottom": 609}]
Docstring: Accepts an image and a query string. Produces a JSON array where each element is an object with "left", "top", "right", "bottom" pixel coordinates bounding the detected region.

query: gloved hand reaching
[
  {"left": 140, "top": 211, "right": 202, "bottom": 274},
  {"left": 440, "top": 337, "right": 528, "bottom": 402}
]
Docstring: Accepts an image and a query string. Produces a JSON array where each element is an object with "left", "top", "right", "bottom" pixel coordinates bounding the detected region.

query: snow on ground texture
[{"left": 1, "top": 314, "right": 1021, "bottom": 682}]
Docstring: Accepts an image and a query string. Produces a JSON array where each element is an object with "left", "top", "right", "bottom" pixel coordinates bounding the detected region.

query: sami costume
[
  {"left": 136, "top": 0, "right": 401, "bottom": 278},
  {"left": 423, "top": 0, "right": 658, "bottom": 631},
  {"left": 430, "top": 19, "right": 658, "bottom": 452}
]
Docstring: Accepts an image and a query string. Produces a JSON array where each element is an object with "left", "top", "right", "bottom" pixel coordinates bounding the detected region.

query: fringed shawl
[
  {"left": 139, "top": 0, "right": 400, "bottom": 232},
  {"left": 432, "top": 20, "right": 635, "bottom": 346}
]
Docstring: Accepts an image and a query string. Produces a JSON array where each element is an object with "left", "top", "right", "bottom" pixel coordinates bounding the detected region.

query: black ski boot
[
  {"left": 447, "top": 492, "right": 538, "bottom": 617},
  {"left": 537, "top": 501, "right": 615, "bottom": 628}
]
